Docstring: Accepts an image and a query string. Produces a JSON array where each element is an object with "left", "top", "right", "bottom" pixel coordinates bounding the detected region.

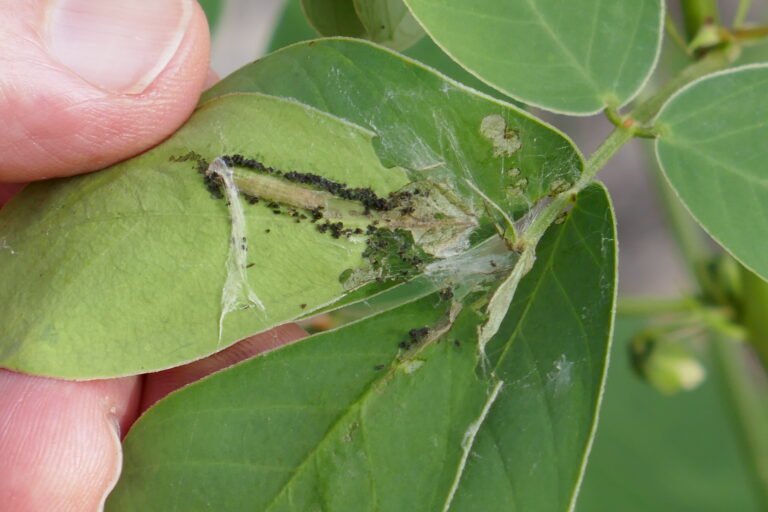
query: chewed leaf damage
[
  {"left": 480, "top": 114, "right": 522, "bottom": 157},
  {"left": 173, "top": 151, "right": 484, "bottom": 300}
]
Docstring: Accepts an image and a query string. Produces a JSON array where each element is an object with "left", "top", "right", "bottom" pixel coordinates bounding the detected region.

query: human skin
[{"left": 0, "top": 1, "right": 303, "bottom": 509}]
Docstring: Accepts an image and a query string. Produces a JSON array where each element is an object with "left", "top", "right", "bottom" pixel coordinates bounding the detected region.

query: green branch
[
  {"left": 631, "top": 48, "right": 733, "bottom": 124},
  {"left": 666, "top": 13, "right": 692, "bottom": 56},
  {"left": 518, "top": 128, "right": 632, "bottom": 252},
  {"left": 712, "top": 336, "right": 768, "bottom": 510},
  {"left": 733, "top": 25, "right": 768, "bottom": 44},
  {"left": 523, "top": 47, "right": 732, "bottom": 251},
  {"left": 482, "top": 48, "right": 736, "bottom": 349},
  {"left": 740, "top": 268, "right": 768, "bottom": 371},
  {"left": 733, "top": 0, "right": 754, "bottom": 28},
  {"left": 649, "top": 161, "right": 712, "bottom": 284}
]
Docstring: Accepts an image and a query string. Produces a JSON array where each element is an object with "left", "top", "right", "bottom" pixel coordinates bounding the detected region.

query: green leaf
[
  {"left": 268, "top": 0, "right": 504, "bottom": 97},
  {"left": 0, "top": 94, "right": 409, "bottom": 378},
  {"left": 578, "top": 319, "right": 763, "bottom": 511},
  {"left": 448, "top": 183, "right": 617, "bottom": 511},
  {"left": 300, "top": 0, "right": 424, "bottom": 50},
  {"left": 403, "top": 0, "right": 664, "bottom": 114},
  {"left": 655, "top": 64, "right": 768, "bottom": 281},
  {"left": 404, "top": 33, "right": 509, "bottom": 100},
  {"left": 301, "top": 0, "right": 367, "bottom": 38},
  {"left": 352, "top": 0, "right": 425, "bottom": 51},
  {"left": 106, "top": 183, "right": 616, "bottom": 511},
  {"left": 108, "top": 291, "right": 489, "bottom": 511},
  {"left": 203, "top": 38, "right": 583, "bottom": 215}
]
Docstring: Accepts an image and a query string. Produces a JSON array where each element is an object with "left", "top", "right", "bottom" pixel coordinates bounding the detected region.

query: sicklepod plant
[{"left": 0, "top": 0, "right": 767, "bottom": 510}]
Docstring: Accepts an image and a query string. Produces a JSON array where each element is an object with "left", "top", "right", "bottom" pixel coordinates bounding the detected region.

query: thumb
[{"left": 0, "top": 0, "right": 210, "bottom": 182}]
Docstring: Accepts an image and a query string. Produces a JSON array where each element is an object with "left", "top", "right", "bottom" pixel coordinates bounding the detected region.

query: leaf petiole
[
  {"left": 665, "top": 12, "right": 693, "bottom": 56},
  {"left": 733, "top": 0, "right": 754, "bottom": 28}
]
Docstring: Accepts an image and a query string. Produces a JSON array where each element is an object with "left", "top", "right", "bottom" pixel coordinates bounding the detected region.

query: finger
[
  {"left": 0, "top": 371, "right": 141, "bottom": 510},
  {"left": 204, "top": 68, "right": 220, "bottom": 89},
  {"left": 0, "top": 65, "right": 217, "bottom": 206},
  {"left": 0, "top": 63, "right": 217, "bottom": 207},
  {"left": 141, "top": 324, "right": 307, "bottom": 411},
  {"left": 0, "top": 0, "right": 210, "bottom": 182}
]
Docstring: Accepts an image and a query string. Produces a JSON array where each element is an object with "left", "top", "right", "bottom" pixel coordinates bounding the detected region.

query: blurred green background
[{"left": 579, "top": 320, "right": 760, "bottom": 511}]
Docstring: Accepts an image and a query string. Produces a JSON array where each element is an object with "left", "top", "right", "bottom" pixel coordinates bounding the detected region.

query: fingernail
[{"left": 46, "top": 0, "right": 193, "bottom": 94}]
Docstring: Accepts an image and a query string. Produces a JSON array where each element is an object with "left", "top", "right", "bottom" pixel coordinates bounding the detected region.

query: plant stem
[
  {"left": 522, "top": 46, "right": 734, "bottom": 254},
  {"left": 631, "top": 48, "right": 733, "bottom": 124},
  {"left": 520, "top": 127, "right": 633, "bottom": 249},
  {"left": 740, "top": 267, "right": 768, "bottom": 370},
  {"left": 649, "top": 160, "right": 712, "bottom": 285},
  {"left": 619, "top": 296, "right": 745, "bottom": 339},
  {"left": 680, "top": 0, "right": 720, "bottom": 40},
  {"left": 734, "top": 0, "right": 754, "bottom": 27},
  {"left": 482, "top": 47, "right": 737, "bottom": 362},
  {"left": 481, "top": 127, "right": 635, "bottom": 345},
  {"left": 733, "top": 25, "right": 768, "bottom": 43},
  {"left": 711, "top": 336, "right": 768, "bottom": 510},
  {"left": 666, "top": 13, "right": 692, "bottom": 56}
]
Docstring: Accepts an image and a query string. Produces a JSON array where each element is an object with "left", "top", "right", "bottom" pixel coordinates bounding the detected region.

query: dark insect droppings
[
  {"left": 409, "top": 327, "right": 429, "bottom": 342},
  {"left": 309, "top": 207, "right": 324, "bottom": 222},
  {"left": 221, "top": 154, "right": 271, "bottom": 174},
  {"left": 362, "top": 228, "right": 433, "bottom": 281},
  {"left": 170, "top": 152, "right": 226, "bottom": 200},
  {"left": 218, "top": 154, "right": 420, "bottom": 214},
  {"left": 181, "top": 154, "right": 437, "bottom": 266},
  {"left": 398, "top": 326, "right": 430, "bottom": 351}
]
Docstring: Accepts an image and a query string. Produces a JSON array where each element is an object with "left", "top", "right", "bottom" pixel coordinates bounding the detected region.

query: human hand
[{"left": 0, "top": 2, "right": 304, "bottom": 509}]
